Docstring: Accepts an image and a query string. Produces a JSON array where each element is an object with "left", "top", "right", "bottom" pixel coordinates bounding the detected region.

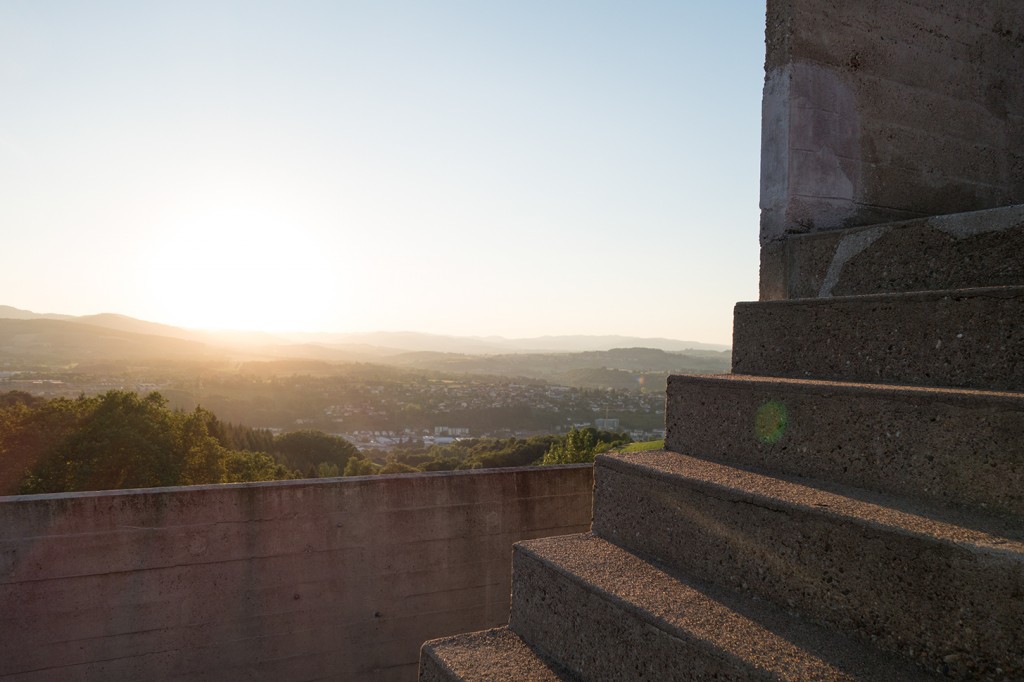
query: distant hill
[
  {"left": 0, "top": 319, "right": 211, "bottom": 364},
  {"left": 73, "top": 313, "right": 212, "bottom": 343},
  {"left": 281, "top": 331, "right": 730, "bottom": 355},
  {"left": 386, "top": 347, "right": 730, "bottom": 380},
  {"left": 0, "top": 305, "right": 730, "bottom": 368},
  {"left": 283, "top": 331, "right": 509, "bottom": 355},
  {"left": 0, "top": 305, "right": 74, "bottom": 321},
  {"left": 493, "top": 335, "right": 729, "bottom": 353}
]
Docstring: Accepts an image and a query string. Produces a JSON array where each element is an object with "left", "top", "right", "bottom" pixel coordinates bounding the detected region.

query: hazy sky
[{"left": 1, "top": 1, "right": 765, "bottom": 345}]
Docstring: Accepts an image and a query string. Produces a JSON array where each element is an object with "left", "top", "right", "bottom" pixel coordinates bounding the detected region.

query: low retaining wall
[{"left": 0, "top": 466, "right": 593, "bottom": 681}]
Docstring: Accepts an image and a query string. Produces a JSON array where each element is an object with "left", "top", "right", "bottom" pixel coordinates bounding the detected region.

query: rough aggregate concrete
[
  {"left": 0, "top": 466, "right": 593, "bottom": 681},
  {"left": 420, "top": 627, "right": 572, "bottom": 682},
  {"left": 510, "top": 533, "right": 937, "bottom": 681},
  {"left": 414, "top": 2, "right": 1024, "bottom": 679},
  {"left": 732, "top": 285, "right": 1024, "bottom": 391},
  {"left": 592, "top": 451, "right": 1024, "bottom": 680},
  {"left": 760, "top": 204, "right": 1024, "bottom": 300},
  {"left": 666, "top": 373, "right": 1024, "bottom": 517},
  {"left": 761, "top": 0, "right": 1024, "bottom": 248}
]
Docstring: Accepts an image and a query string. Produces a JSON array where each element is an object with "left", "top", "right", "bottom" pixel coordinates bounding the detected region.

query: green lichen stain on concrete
[{"left": 755, "top": 400, "right": 789, "bottom": 444}]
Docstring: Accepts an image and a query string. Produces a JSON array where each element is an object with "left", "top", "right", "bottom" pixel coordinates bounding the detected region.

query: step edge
[
  {"left": 421, "top": 626, "right": 574, "bottom": 682},
  {"left": 783, "top": 204, "right": 1024, "bottom": 247},
  {"left": 735, "top": 283, "right": 1024, "bottom": 307},
  {"left": 666, "top": 373, "right": 1024, "bottom": 401},
  {"left": 516, "top": 534, "right": 709, "bottom": 645},
  {"left": 514, "top": 534, "right": 938, "bottom": 681},
  {"left": 595, "top": 452, "right": 1024, "bottom": 557}
]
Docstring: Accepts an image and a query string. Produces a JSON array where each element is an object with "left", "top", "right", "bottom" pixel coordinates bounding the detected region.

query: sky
[{"left": 1, "top": 1, "right": 766, "bottom": 345}]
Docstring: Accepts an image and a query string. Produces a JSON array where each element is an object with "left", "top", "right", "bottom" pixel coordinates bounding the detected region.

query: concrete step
[
  {"left": 592, "top": 451, "right": 1024, "bottom": 680},
  {"left": 509, "top": 533, "right": 937, "bottom": 681},
  {"left": 731, "top": 285, "right": 1024, "bottom": 390},
  {"left": 760, "top": 204, "right": 1024, "bottom": 300},
  {"left": 665, "top": 373, "right": 1024, "bottom": 517},
  {"left": 420, "top": 627, "right": 574, "bottom": 681}
]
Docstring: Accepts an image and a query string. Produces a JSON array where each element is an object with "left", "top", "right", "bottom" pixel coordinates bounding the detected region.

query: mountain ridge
[{"left": 0, "top": 306, "right": 730, "bottom": 359}]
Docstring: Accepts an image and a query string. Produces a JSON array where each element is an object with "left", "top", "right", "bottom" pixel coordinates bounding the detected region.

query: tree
[
  {"left": 15, "top": 390, "right": 302, "bottom": 493},
  {"left": 2, "top": 394, "right": 91, "bottom": 494},
  {"left": 539, "top": 426, "right": 633, "bottom": 465},
  {"left": 379, "top": 458, "right": 417, "bottom": 474},
  {"left": 343, "top": 456, "right": 378, "bottom": 476},
  {"left": 418, "top": 456, "right": 461, "bottom": 472},
  {"left": 316, "top": 462, "right": 340, "bottom": 478},
  {"left": 541, "top": 427, "right": 599, "bottom": 465},
  {"left": 224, "top": 450, "right": 297, "bottom": 483},
  {"left": 271, "top": 430, "right": 360, "bottom": 473},
  {"left": 178, "top": 408, "right": 228, "bottom": 486},
  {"left": 23, "top": 391, "right": 181, "bottom": 493}
]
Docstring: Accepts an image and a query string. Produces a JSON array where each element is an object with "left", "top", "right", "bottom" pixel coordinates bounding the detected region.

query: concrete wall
[
  {"left": 760, "top": 0, "right": 1024, "bottom": 297},
  {"left": 0, "top": 466, "right": 593, "bottom": 681},
  {"left": 766, "top": 203, "right": 1024, "bottom": 300}
]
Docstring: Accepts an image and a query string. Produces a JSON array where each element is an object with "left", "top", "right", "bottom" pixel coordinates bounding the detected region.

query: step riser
[
  {"left": 420, "top": 627, "right": 569, "bottom": 682},
  {"left": 761, "top": 205, "right": 1024, "bottom": 300},
  {"left": 509, "top": 546, "right": 774, "bottom": 681},
  {"left": 666, "top": 375, "right": 1024, "bottom": 516},
  {"left": 419, "top": 654, "right": 453, "bottom": 682},
  {"left": 732, "top": 287, "right": 1024, "bottom": 391},
  {"left": 592, "top": 460, "right": 1024, "bottom": 679},
  {"left": 509, "top": 534, "right": 936, "bottom": 681}
]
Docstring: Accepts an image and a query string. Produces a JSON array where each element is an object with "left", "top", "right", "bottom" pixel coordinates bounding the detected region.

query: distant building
[
  {"left": 434, "top": 426, "right": 469, "bottom": 437},
  {"left": 595, "top": 418, "right": 619, "bottom": 430}
]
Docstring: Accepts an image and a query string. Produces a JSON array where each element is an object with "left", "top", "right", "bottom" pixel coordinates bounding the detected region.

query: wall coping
[{"left": 0, "top": 463, "right": 595, "bottom": 504}]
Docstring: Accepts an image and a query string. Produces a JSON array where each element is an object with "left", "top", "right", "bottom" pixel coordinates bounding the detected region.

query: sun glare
[{"left": 144, "top": 207, "right": 340, "bottom": 332}]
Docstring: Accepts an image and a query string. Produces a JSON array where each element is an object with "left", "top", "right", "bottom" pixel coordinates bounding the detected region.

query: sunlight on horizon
[
  {"left": 143, "top": 206, "right": 347, "bottom": 333},
  {"left": 0, "top": 2, "right": 765, "bottom": 345}
]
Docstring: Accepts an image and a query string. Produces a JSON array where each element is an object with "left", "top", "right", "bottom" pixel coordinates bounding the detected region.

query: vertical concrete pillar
[{"left": 759, "top": 0, "right": 1024, "bottom": 299}]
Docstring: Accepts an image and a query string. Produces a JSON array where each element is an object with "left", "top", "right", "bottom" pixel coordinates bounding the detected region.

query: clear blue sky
[{"left": 1, "top": 1, "right": 765, "bottom": 345}]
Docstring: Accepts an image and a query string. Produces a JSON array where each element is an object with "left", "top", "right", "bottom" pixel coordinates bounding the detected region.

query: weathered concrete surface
[
  {"left": 419, "top": 628, "right": 570, "bottom": 682},
  {"left": 761, "top": 0, "right": 1024, "bottom": 245},
  {"left": 760, "top": 204, "right": 1024, "bottom": 300},
  {"left": 592, "top": 451, "right": 1024, "bottom": 680},
  {"left": 509, "top": 533, "right": 937, "bottom": 681},
  {"left": 666, "top": 374, "right": 1024, "bottom": 517},
  {"left": 0, "top": 466, "right": 593, "bottom": 681},
  {"left": 418, "top": 3, "right": 1024, "bottom": 680},
  {"left": 732, "top": 285, "right": 1024, "bottom": 391}
]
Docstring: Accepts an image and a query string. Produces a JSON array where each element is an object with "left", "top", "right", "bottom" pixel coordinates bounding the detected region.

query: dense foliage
[
  {"left": 540, "top": 426, "right": 630, "bottom": 464},
  {"left": 271, "top": 430, "right": 361, "bottom": 477},
  {"left": 386, "top": 427, "right": 631, "bottom": 472},
  {"left": 0, "top": 390, "right": 631, "bottom": 495},
  {"left": 0, "top": 390, "right": 374, "bottom": 495}
]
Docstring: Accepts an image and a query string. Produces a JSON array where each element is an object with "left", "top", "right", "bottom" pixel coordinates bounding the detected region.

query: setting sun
[
  {"left": 144, "top": 206, "right": 340, "bottom": 332},
  {"left": 0, "top": 1, "right": 762, "bottom": 343}
]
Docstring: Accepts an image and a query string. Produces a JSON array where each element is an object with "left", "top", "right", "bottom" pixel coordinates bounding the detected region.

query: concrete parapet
[
  {"left": 0, "top": 466, "right": 593, "bottom": 681},
  {"left": 666, "top": 374, "right": 1024, "bottom": 516},
  {"left": 592, "top": 451, "right": 1024, "bottom": 679},
  {"left": 732, "top": 285, "right": 1024, "bottom": 390}
]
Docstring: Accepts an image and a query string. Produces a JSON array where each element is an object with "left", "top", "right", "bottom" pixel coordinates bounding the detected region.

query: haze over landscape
[
  {"left": 0, "top": 300, "right": 731, "bottom": 493},
  {"left": 1, "top": 1, "right": 764, "bottom": 345}
]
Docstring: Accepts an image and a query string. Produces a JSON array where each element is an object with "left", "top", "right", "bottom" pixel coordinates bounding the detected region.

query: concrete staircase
[{"left": 420, "top": 207, "right": 1024, "bottom": 681}]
